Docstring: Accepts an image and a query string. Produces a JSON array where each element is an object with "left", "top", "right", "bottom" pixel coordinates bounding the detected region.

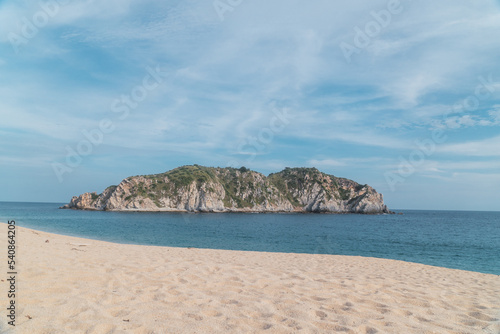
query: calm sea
[{"left": 0, "top": 202, "right": 498, "bottom": 275}]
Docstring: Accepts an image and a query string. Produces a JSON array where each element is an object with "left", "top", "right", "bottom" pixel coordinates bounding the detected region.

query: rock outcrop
[{"left": 61, "top": 165, "right": 392, "bottom": 214}]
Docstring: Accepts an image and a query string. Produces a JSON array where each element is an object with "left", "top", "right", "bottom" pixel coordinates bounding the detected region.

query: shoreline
[
  {"left": 6, "top": 222, "right": 500, "bottom": 277},
  {"left": 6, "top": 223, "right": 494, "bottom": 276},
  {"left": 1, "top": 223, "right": 499, "bottom": 333},
  {"left": 59, "top": 207, "right": 395, "bottom": 214}
]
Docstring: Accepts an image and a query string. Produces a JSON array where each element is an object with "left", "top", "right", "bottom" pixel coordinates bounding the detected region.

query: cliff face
[{"left": 61, "top": 165, "right": 392, "bottom": 214}]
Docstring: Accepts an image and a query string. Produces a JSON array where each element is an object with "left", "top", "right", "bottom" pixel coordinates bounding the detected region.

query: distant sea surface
[{"left": 1, "top": 202, "right": 498, "bottom": 275}]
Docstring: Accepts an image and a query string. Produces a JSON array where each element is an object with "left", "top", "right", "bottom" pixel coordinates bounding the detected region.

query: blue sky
[{"left": 1, "top": 0, "right": 500, "bottom": 210}]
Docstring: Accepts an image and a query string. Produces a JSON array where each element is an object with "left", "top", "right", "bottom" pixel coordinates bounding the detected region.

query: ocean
[{"left": 0, "top": 202, "right": 498, "bottom": 275}]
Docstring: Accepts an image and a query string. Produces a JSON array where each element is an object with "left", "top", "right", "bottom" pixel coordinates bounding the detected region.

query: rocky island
[{"left": 61, "top": 165, "right": 392, "bottom": 214}]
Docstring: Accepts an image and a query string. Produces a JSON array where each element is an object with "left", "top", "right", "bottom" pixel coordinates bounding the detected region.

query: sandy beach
[{"left": 0, "top": 223, "right": 499, "bottom": 334}]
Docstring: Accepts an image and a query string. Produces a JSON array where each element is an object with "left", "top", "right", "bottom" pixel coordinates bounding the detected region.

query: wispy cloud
[
  {"left": 308, "top": 157, "right": 389, "bottom": 168},
  {"left": 438, "top": 135, "right": 500, "bottom": 157}
]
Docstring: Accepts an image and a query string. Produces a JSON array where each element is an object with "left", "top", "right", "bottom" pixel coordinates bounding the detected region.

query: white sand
[{"left": 0, "top": 223, "right": 499, "bottom": 333}]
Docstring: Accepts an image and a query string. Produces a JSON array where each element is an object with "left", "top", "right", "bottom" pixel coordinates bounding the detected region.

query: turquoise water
[{"left": 0, "top": 202, "right": 499, "bottom": 275}]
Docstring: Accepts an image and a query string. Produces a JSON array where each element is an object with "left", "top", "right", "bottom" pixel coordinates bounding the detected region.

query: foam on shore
[{"left": 1, "top": 223, "right": 499, "bottom": 333}]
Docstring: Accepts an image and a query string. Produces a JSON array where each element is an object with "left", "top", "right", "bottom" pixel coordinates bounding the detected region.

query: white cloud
[
  {"left": 308, "top": 157, "right": 387, "bottom": 168},
  {"left": 438, "top": 135, "right": 500, "bottom": 156},
  {"left": 422, "top": 160, "right": 500, "bottom": 173},
  {"left": 308, "top": 159, "right": 347, "bottom": 168},
  {"left": 434, "top": 107, "right": 500, "bottom": 130}
]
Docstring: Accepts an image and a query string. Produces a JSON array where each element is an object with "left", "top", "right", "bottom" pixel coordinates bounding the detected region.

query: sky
[{"left": 1, "top": 0, "right": 500, "bottom": 211}]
